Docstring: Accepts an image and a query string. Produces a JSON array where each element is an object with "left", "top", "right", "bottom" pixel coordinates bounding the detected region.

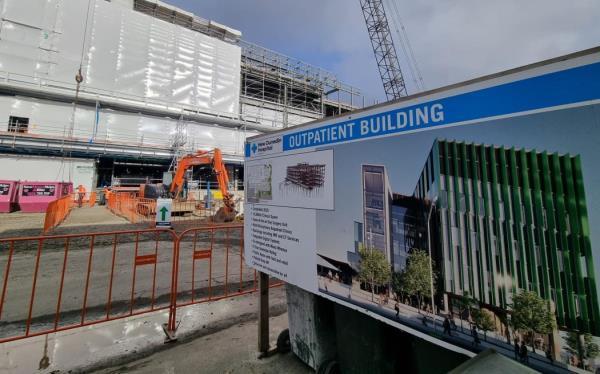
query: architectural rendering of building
[
  {"left": 390, "top": 194, "right": 426, "bottom": 273},
  {"left": 361, "top": 165, "right": 392, "bottom": 263},
  {"left": 285, "top": 163, "right": 326, "bottom": 190},
  {"left": 353, "top": 140, "right": 600, "bottom": 335},
  {"left": 415, "top": 139, "right": 600, "bottom": 335}
]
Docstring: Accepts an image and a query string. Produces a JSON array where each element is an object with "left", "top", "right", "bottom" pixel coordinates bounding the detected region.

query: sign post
[{"left": 156, "top": 198, "right": 172, "bottom": 228}]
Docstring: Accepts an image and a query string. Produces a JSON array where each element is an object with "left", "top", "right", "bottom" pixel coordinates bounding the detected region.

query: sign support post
[{"left": 258, "top": 271, "right": 270, "bottom": 355}]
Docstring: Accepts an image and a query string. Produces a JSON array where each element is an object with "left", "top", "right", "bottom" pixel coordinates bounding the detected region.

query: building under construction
[
  {"left": 0, "top": 0, "right": 362, "bottom": 191},
  {"left": 285, "top": 163, "right": 326, "bottom": 190}
]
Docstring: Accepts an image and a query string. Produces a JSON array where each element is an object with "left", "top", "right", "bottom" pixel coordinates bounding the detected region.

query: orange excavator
[{"left": 169, "top": 148, "right": 237, "bottom": 223}]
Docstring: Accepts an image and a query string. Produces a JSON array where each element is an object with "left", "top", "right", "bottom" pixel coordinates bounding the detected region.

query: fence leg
[
  {"left": 258, "top": 271, "right": 269, "bottom": 355},
  {"left": 163, "top": 236, "right": 180, "bottom": 343}
]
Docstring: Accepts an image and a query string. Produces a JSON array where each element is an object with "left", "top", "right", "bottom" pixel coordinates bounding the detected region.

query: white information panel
[
  {"left": 246, "top": 204, "right": 318, "bottom": 292},
  {"left": 156, "top": 198, "right": 172, "bottom": 228},
  {"left": 245, "top": 48, "right": 600, "bottom": 366}
]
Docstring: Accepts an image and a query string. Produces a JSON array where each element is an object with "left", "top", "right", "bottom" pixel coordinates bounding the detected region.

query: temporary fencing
[
  {"left": 0, "top": 225, "right": 282, "bottom": 344},
  {"left": 106, "top": 193, "right": 225, "bottom": 225},
  {"left": 42, "top": 196, "right": 73, "bottom": 234}
]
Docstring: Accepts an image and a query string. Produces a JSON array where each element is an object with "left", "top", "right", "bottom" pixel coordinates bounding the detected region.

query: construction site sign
[
  {"left": 245, "top": 48, "right": 600, "bottom": 362},
  {"left": 155, "top": 198, "right": 172, "bottom": 228}
]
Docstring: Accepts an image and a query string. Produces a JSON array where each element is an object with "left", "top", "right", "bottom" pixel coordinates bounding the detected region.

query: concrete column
[{"left": 286, "top": 284, "right": 337, "bottom": 370}]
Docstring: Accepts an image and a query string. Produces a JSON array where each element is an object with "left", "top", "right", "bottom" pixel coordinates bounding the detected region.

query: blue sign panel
[{"left": 281, "top": 62, "right": 600, "bottom": 152}]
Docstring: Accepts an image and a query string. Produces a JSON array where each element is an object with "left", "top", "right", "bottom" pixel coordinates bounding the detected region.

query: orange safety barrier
[
  {"left": 42, "top": 196, "right": 73, "bottom": 234},
  {"left": 106, "top": 193, "right": 225, "bottom": 226},
  {"left": 0, "top": 225, "right": 282, "bottom": 344}
]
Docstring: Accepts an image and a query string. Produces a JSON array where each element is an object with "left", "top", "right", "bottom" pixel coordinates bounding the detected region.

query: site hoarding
[{"left": 245, "top": 47, "right": 600, "bottom": 371}]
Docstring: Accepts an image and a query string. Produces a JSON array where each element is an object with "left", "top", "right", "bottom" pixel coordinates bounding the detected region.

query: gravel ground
[
  {"left": 0, "top": 220, "right": 252, "bottom": 341},
  {"left": 0, "top": 206, "right": 134, "bottom": 239}
]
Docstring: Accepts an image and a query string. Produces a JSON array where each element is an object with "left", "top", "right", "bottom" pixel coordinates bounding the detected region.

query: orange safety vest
[{"left": 78, "top": 185, "right": 86, "bottom": 193}]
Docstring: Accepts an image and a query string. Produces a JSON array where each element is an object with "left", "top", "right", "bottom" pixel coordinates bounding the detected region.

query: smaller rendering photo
[
  {"left": 279, "top": 162, "right": 326, "bottom": 198},
  {"left": 246, "top": 163, "right": 273, "bottom": 203},
  {"left": 246, "top": 149, "right": 334, "bottom": 210}
]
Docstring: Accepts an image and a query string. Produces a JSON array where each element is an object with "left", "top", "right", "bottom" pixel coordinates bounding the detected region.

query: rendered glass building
[
  {"left": 414, "top": 139, "right": 600, "bottom": 334},
  {"left": 390, "top": 194, "right": 426, "bottom": 272},
  {"left": 362, "top": 165, "right": 391, "bottom": 262}
]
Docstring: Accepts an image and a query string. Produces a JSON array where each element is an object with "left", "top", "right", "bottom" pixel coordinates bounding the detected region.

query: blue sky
[{"left": 168, "top": 0, "right": 600, "bottom": 103}]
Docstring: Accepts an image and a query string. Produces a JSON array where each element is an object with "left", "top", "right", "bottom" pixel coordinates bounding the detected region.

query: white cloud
[{"left": 170, "top": 0, "right": 600, "bottom": 102}]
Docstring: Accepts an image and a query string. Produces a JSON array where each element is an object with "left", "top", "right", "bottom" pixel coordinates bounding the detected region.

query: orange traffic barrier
[
  {"left": 105, "top": 193, "right": 226, "bottom": 226},
  {"left": 42, "top": 196, "right": 73, "bottom": 234},
  {"left": 0, "top": 225, "right": 282, "bottom": 344}
]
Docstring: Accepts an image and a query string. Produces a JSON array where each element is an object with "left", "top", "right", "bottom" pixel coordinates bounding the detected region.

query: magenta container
[
  {"left": 0, "top": 180, "right": 20, "bottom": 213},
  {"left": 18, "top": 182, "right": 73, "bottom": 213}
]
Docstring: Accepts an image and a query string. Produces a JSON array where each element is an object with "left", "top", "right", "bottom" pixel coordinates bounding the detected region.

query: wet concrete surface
[
  {"left": 95, "top": 312, "right": 312, "bottom": 374},
  {"left": 0, "top": 287, "right": 293, "bottom": 373}
]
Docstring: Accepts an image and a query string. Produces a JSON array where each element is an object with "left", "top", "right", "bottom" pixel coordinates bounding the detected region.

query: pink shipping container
[
  {"left": 18, "top": 182, "right": 73, "bottom": 213},
  {"left": 0, "top": 180, "right": 20, "bottom": 213}
]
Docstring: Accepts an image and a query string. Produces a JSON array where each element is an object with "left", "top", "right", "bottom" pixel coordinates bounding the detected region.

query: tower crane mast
[{"left": 359, "top": 0, "right": 407, "bottom": 100}]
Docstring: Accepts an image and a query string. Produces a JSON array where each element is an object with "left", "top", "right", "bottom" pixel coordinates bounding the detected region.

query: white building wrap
[
  {"left": 0, "top": 96, "right": 258, "bottom": 156},
  {"left": 0, "top": 155, "right": 95, "bottom": 192},
  {"left": 0, "top": 0, "right": 241, "bottom": 117}
]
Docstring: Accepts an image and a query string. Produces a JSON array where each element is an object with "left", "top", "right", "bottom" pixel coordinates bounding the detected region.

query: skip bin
[
  {"left": 0, "top": 180, "right": 20, "bottom": 213},
  {"left": 19, "top": 182, "right": 73, "bottom": 213}
]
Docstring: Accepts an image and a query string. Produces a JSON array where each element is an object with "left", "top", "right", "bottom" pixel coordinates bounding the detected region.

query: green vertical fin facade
[{"left": 423, "top": 139, "right": 599, "bottom": 334}]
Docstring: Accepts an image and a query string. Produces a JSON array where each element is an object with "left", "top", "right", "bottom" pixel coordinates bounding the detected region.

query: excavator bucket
[{"left": 212, "top": 207, "right": 236, "bottom": 223}]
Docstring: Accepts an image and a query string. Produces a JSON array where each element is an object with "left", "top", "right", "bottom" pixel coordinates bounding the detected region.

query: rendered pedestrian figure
[
  {"left": 443, "top": 316, "right": 452, "bottom": 336},
  {"left": 394, "top": 302, "right": 400, "bottom": 319},
  {"left": 514, "top": 338, "right": 520, "bottom": 360},
  {"left": 471, "top": 325, "right": 480, "bottom": 346},
  {"left": 545, "top": 347, "right": 553, "bottom": 364},
  {"left": 520, "top": 342, "right": 529, "bottom": 364}
]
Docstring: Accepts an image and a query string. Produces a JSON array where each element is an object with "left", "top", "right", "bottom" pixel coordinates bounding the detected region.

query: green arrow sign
[{"left": 159, "top": 206, "right": 169, "bottom": 221}]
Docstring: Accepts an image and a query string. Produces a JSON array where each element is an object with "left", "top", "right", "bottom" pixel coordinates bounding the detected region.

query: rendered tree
[
  {"left": 403, "top": 249, "right": 437, "bottom": 312},
  {"left": 358, "top": 245, "right": 391, "bottom": 302},
  {"left": 391, "top": 271, "right": 407, "bottom": 302},
  {"left": 587, "top": 334, "right": 600, "bottom": 361},
  {"left": 510, "top": 290, "right": 555, "bottom": 353},
  {"left": 564, "top": 331, "right": 579, "bottom": 357},
  {"left": 564, "top": 332, "right": 600, "bottom": 368},
  {"left": 472, "top": 308, "right": 496, "bottom": 341},
  {"left": 453, "top": 291, "right": 476, "bottom": 332}
]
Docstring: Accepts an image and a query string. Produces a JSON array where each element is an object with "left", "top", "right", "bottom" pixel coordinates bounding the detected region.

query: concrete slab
[{"left": 62, "top": 206, "right": 130, "bottom": 228}]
